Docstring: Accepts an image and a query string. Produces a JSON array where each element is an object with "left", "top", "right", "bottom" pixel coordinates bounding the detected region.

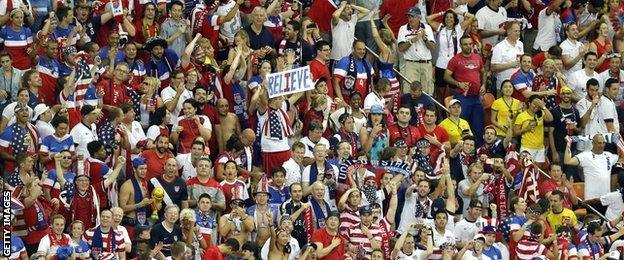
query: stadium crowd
[{"left": 1, "top": 0, "right": 624, "bottom": 258}]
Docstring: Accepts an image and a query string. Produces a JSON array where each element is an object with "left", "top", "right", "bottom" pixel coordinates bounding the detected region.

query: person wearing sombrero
[{"left": 144, "top": 37, "right": 179, "bottom": 88}]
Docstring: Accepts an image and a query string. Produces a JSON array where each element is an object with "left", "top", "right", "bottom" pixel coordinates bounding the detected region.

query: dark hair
[
  {"left": 443, "top": 10, "right": 459, "bottom": 27},
  {"left": 51, "top": 116, "right": 69, "bottom": 128},
  {"left": 142, "top": 2, "right": 157, "bottom": 18},
  {"left": 315, "top": 40, "right": 330, "bottom": 53},
  {"left": 469, "top": 199, "right": 483, "bottom": 209},
  {"left": 605, "top": 78, "right": 620, "bottom": 89},
  {"left": 530, "top": 222, "right": 543, "bottom": 235},
  {"left": 289, "top": 182, "right": 302, "bottom": 191},
  {"left": 500, "top": 79, "right": 513, "bottom": 88},
  {"left": 83, "top": 42, "right": 99, "bottom": 53},
  {"left": 87, "top": 140, "right": 104, "bottom": 157},
  {"left": 459, "top": 35, "right": 472, "bottom": 44},
  {"left": 171, "top": 0, "right": 184, "bottom": 9},
  {"left": 587, "top": 221, "right": 602, "bottom": 235},
  {"left": 150, "top": 106, "right": 168, "bottom": 126},
  {"left": 352, "top": 39, "right": 366, "bottom": 48},
  {"left": 56, "top": 6, "right": 72, "bottom": 21},
  {"left": 308, "top": 120, "right": 324, "bottom": 132},
  {"left": 120, "top": 103, "right": 134, "bottom": 114},
  {"left": 551, "top": 190, "right": 565, "bottom": 200},
  {"left": 21, "top": 69, "right": 38, "bottom": 89},
  {"left": 509, "top": 196, "right": 522, "bottom": 213},
  {"left": 0, "top": 51, "right": 11, "bottom": 60},
  {"left": 193, "top": 86, "right": 207, "bottom": 97},
  {"left": 527, "top": 94, "right": 541, "bottom": 103},
  {"left": 462, "top": 135, "right": 476, "bottom": 142},
  {"left": 192, "top": 140, "right": 206, "bottom": 149},
  {"left": 225, "top": 136, "right": 245, "bottom": 153},
  {"left": 586, "top": 78, "right": 599, "bottom": 89},
  {"left": 241, "top": 242, "right": 261, "bottom": 259},
  {"left": 224, "top": 238, "right": 241, "bottom": 251},
  {"left": 584, "top": 51, "right": 598, "bottom": 60},
  {"left": 183, "top": 98, "right": 200, "bottom": 112},
  {"left": 272, "top": 166, "right": 286, "bottom": 177},
  {"left": 287, "top": 20, "right": 301, "bottom": 34},
  {"left": 547, "top": 45, "right": 562, "bottom": 58},
  {"left": 198, "top": 193, "right": 212, "bottom": 202}
]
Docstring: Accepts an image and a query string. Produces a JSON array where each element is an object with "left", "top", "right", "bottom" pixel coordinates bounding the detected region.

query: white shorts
[{"left": 520, "top": 147, "right": 546, "bottom": 163}]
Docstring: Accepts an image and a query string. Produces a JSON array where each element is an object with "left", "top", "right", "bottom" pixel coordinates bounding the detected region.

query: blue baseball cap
[
  {"left": 370, "top": 104, "right": 384, "bottom": 114},
  {"left": 132, "top": 157, "right": 146, "bottom": 168},
  {"left": 407, "top": 7, "right": 421, "bottom": 16}
]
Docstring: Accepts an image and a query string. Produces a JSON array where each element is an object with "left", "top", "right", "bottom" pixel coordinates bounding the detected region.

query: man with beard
[
  {"left": 145, "top": 37, "right": 180, "bottom": 88},
  {"left": 548, "top": 86, "right": 581, "bottom": 179},
  {"left": 276, "top": 20, "right": 313, "bottom": 67},
  {"left": 397, "top": 179, "right": 433, "bottom": 235},
  {"left": 280, "top": 183, "right": 310, "bottom": 247},
  {"left": 119, "top": 157, "right": 153, "bottom": 229},
  {"left": 215, "top": 98, "right": 241, "bottom": 153},
  {"left": 141, "top": 135, "right": 174, "bottom": 179},
  {"left": 477, "top": 124, "right": 512, "bottom": 161}
]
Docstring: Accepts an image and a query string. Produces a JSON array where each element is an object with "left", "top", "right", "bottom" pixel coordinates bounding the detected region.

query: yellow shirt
[
  {"left": 514, "top": 111, "right": 544, "bottom": 149},
  {"left": 439, "top": 118, "right": 473, "bottom": 146},
  {"left": 491, "top": 97, "right": 523, "bottom": 136},
  {"left": 546, "top": 208, "right": 578, "bottom": 232}
]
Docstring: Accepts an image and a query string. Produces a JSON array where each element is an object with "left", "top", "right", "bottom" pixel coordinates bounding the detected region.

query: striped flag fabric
[{"left": 518, "top": 159, "right": 540, "bottom": 206}]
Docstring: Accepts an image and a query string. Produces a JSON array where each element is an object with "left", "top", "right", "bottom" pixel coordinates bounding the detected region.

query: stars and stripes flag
[
  {"left": 65, "top": 51, "right": 95, "bottom": 127},
  {"left": 518, "top": 158, "right": 540, "bottom": 206},
  {"left": 616, "top": 136, "right": 624, "bottom": 155}
]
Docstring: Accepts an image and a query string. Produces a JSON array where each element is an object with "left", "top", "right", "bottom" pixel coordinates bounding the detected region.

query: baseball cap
[
  {"left": 474, "top": 233, "right": 486, "bottom": 241},
  {"left": 328, "top": 211, "right": 341, "bottom": 219},
  {"left": 81, "top": 104, "right": 101, "bottom": 116},
  {"left": 14, "top": 103, "right": 28, "bottom": 112},
  {"left": 482, "top": 225, "right": 497, "bottom": 234},
  {"left": 448, "top": 99, "right": 461, "bottom": 107},
  {"left": 559, "top": 86, "right": 573, "bottom": 96},
  {"left": 132, "top": 157, "right": 146, "bottom": 168},
  {"left": 359, "top": 205, "right": 373, "bottom": 215},
  {"left": 407, "top": 7, "right": 421, "bottom": 16},
  {"left": 370, "top": 104, "right": 384, "bottom": 114},
  {"left": 32, "top": 104, "right": 50, "bottom": 121},
  {"left": 416, "top": 139, "right": 430, "bottom": 148}
]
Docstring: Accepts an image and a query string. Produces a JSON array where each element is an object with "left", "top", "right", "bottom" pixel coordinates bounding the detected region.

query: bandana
[
  {"left": 414, "top": 197, "right": 430, "bottom": 219},
  {"left": 363, "top": 185, "right": 378, "bottom": 205}
]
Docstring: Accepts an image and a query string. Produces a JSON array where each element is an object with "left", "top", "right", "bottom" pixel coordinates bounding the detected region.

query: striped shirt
[
  {"left": 339, "top": 206, "right": 360, "bottom": 236},
  {"left": 516, "top": 238, "right": 549, "bottom": 259},
  {"left": 346, "top": 223, "right": 383, "bottom": 260},
  {"left": 83, "top": 227, "right": 126, "bottom": 260}
]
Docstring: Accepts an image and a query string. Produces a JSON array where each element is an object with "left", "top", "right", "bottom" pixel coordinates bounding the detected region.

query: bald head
[
  {"left": 241, "top": 128, "right": 256, "bottom": 146},
  {"left": 164, "top": 158, "right": 178, "bottom": 177},
  {"left": 217, "top": 98, "right": 229, "bottom": 115}
]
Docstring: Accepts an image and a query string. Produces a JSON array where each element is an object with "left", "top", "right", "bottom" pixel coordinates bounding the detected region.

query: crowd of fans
[{"left": 1, "top": 0, "right": 624, "bottom": 259}]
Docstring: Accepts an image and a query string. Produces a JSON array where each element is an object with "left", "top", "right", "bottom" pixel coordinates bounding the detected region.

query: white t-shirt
[
  {"left": 601, "top": 191, "right": 624, "bottom": 221},
  {"left": 330, "top": 15, "right": 358, "bottom": 60},
  {"left": 282, "top": 158, "right": 302, "bottom": 186},
  {"left": 559, "top": 39, "right": 583, "bottom": 78},
  {"left": 397, "top": 249, "right": 429, "bottom": 260},
  {"left": 576, "top": 96, "right": 618, "bottom": 139},
  {"left": 575, "top": 151, "right": 618, "bottom": 199},
  {"left": 533, "top": 8, "right": 560, "bottom": 51},
  {"left": 475, "top": 6, "right": 507, "bottom": 47},
  {"left": 462, "top": 253, "right": 492, "bottom": 260},
  {"left": 491, "top": 38, "right": 524, "bottom": 89},
  {"left": 435, "top": 24, "right": 464, "bottom": 69},
  {"left": 597, "top": 69, "right": 624, "bottom": 95},
  {"left": 175, "top": 153, "right": 197, "bottom": 181},
  {"left": 454, "top": 217, "right": 484, "bottom": 245},
  {"left": 70, "top": 122, "right": 98, "bottom": 158},
  {"left": 36, "top": 120, "right": 55, "bottom": 139},
  {"left": 125, "top": 121, "right": 147, "bottom": 150},
  {"left": 299, "top": 136, "right": 330, "bottom": 158},
  {"left": 567, "top": 69, "right": 598, "bottom": 101},
  {"left": 37, "top": 233, "right": 73, "bottom": 257},
  {"left": 215, "top": 0, "right": 242, "bottom": 42},
  {"left": 160, "top": 86, "right": 193, "bottom": 124},
  {"left": 397, "top": 23, "right": 435, "bottom": 61},
  {"left": 363, "top": 92, "right": 387, "bottom": 111}
]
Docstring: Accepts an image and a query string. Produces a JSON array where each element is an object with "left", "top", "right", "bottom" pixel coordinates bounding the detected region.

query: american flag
[
  {"left": 264, "top": 108, "right": 293, "bottom": 140},
  {"left": 12, "top": 124, "right": 28, "bottom": 154},
  {"left": 616, "top": 137, "right": 624, "bottom": 155},
  {"left": 518, "top": 159, "right": 540, "bottom": 206},
  {"left": 74, "top": 52, "right": 94, "bottom": 105}
]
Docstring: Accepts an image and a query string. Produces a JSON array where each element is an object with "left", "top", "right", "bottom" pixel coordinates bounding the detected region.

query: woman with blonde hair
[
  {"left": 180, "top": 208, "right": 207, "bottom": 259},
  {"left": 370, "top": 11, "right": 400, "bottom": 115},
  {"left": 228, "top": 30, "right": 253, "bottom": 65},
  {"left": 138, "top": 76, "right": 164, "bottom": 129}
]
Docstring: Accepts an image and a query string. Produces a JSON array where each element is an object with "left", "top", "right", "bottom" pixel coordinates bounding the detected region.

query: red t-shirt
[
  {"left": 388, "top": 124, "right": 422, "bottom": 147},
  {"left": 141, "top": 149, "right": 174, "bottom": 180},
  {"left": 446, "top": 53, "right": 483, "bottom": 96},
  {"left": 310, "top": 59, "right": 334, "bottom": 99},
  {"left": 311, "top": 228, "right": 346, "bottom": 260},
  {"left": 203, "top": 246, "right": 225, "bottom": 260},
  {"left": 532, "top": 52, "right": 546, "bottom": 70},
  {"left": 417, "top": 125, "right": 449, "bottom": 160},
  {"left": 177, "top": 117, "right": 209, "bottom": 154}
]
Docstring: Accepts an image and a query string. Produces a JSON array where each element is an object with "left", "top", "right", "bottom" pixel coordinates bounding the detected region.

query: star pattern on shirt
[
  {"left": 98, "top": 122, "right": 116, "bottom": 147},
  {"left": 6, "top": 171, "right": 25, "bottom": 190},
  {"left": 12, "top": 124, "right": 27, "bottom": 154},
  {"left": 269, "top": 110, "right": 283, "bottom": 139}
]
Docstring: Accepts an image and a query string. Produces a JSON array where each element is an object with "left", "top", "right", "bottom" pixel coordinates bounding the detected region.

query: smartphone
[{"left": 307, "top": 23, "right": 316, "bottom": 29}]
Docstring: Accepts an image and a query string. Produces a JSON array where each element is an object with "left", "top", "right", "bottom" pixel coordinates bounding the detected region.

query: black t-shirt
[
  {"left": 400, "top": 93, "right": 435, "bottom": 126},
  {"left": 245, "top": 25, "right": 274, "bottom": 50},
  {"left": 280, "top": 200, "right": 307, "bottom": 247},
  {"left": 549, "top": 105, "right": 580, "bottom": 151},
  {"left": 149, "top": 222, "right": 183, "bottom": 257},
  {"left": 148, "top": 176, "right": 189, "bottom": 217}
]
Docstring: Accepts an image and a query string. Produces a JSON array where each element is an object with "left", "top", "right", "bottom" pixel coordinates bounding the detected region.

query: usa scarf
[
  {"left": 345, "top": 55, "right": 372, "bottom": 95},
  {"left": 303, "top": 205, "right": 314, "bottom": 242},
  {"left": 278, "top": 39, "right": 302, "bottom": 65},
  {"left": 309, "top": 197, "right": 328, "bottom": 229},
  {"left": 91, "top": 226, "right": 116, "bottom": 258},
  {"left": 484, "top": 173, "right": 510, "bottom": 220},
  {"left": 131, "top": 176, "right": 148, "bottom": 225}
]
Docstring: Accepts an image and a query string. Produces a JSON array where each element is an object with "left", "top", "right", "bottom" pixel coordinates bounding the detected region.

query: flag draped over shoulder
[
  {"left": 518, "top": 159, "right": 540, "bottom": 206},
  {"left": 307, "top": 0, "right": 338, "bottom": 33}
]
